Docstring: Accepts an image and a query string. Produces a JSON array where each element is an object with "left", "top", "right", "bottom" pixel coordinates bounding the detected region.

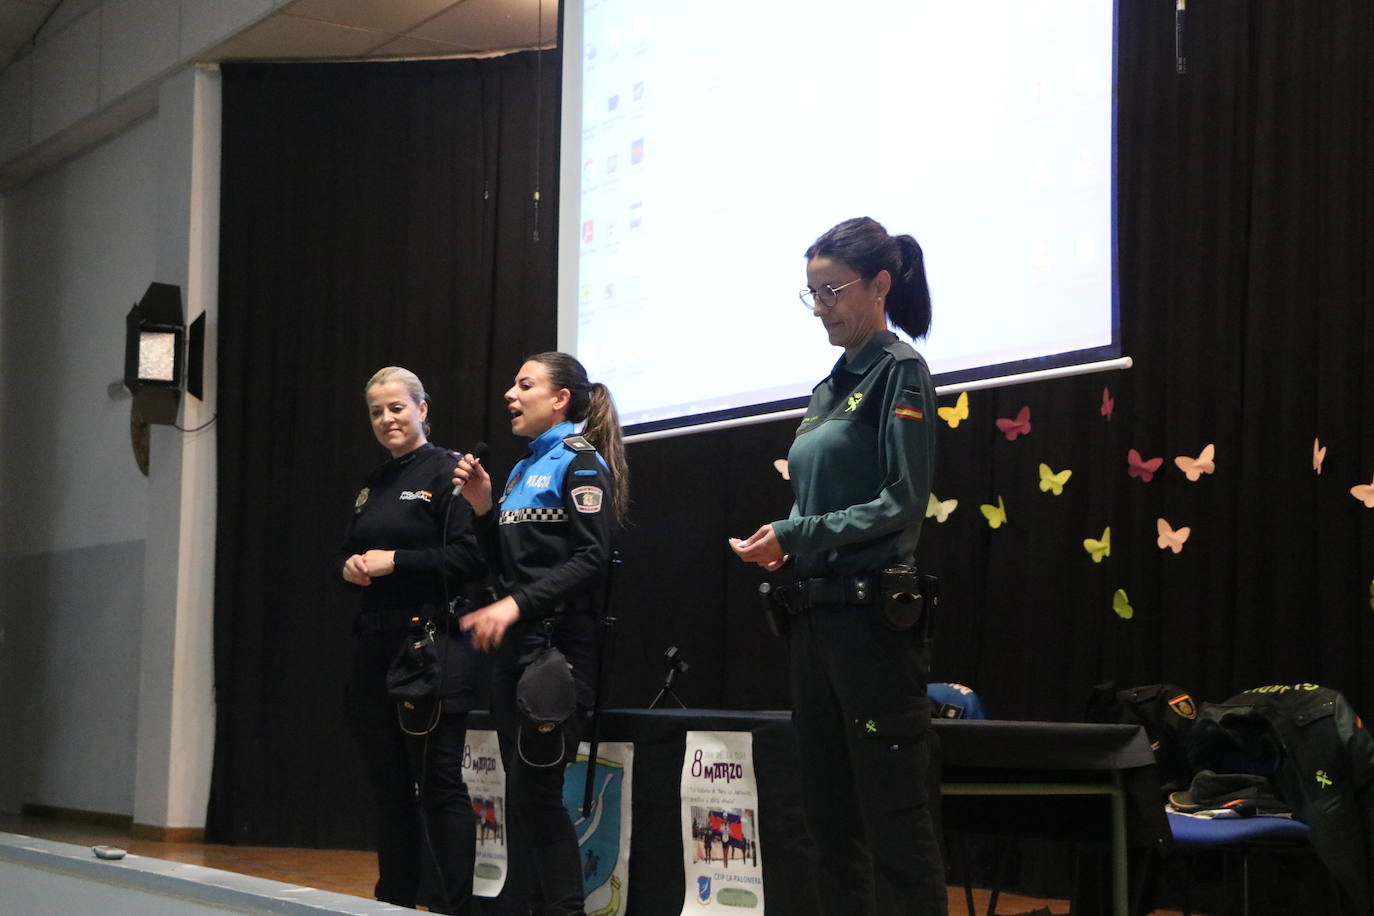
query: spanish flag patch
[{"left": 894, "top": 406, "right": 924, "bottom": 421}]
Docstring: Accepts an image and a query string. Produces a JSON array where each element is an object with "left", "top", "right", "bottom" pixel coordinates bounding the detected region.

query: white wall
[
  {"left": 0, "top": 112, "right": 158, "bottom": 816},
  {"left": 0, "top": 66, "right": 220, "bottom": 829}
]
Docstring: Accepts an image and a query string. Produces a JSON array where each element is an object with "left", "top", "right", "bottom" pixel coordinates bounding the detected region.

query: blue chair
[{"left": 1165, "top": 811, "right": 1316, "bottom": 916}]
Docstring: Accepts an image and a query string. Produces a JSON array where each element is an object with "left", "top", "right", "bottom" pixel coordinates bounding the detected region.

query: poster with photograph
[
  {"left": 463, "top": 729, "right": 508, "bottom": 897},
  {"left": 680, "top": 731, "right": 764, "bottom": 913},
  {"left": 564, "top": 741, "right": 634, "bottom": 916}
]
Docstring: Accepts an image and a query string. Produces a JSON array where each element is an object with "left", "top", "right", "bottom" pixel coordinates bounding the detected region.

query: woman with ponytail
[
  {"left": 450, "top": 351, "right": 627, "bottom": 916},
  {"left": 731, "top": 217, "right": 945, "bottom": 915}
]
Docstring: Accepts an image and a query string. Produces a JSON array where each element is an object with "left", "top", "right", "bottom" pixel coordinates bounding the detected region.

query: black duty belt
[
  {"left": 794, "top": 573, "right": 877, "bottom": 608},
  {"left": 354, "top": 604, "right": 452, "bottom": 636}
]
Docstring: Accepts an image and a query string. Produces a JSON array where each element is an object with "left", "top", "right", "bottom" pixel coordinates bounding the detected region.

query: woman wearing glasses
[
  {"left": 451, "top": 352, "right": 629, "bottom": 916},
  {"left": 731, "top": 217, "right": 944, "bottom": 915}
]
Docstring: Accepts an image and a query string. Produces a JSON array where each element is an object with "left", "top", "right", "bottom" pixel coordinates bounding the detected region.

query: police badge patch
[
  {"left": 1167, "top": 693, "right": 1197, "bottom": 719},
  {"left": 354, "top": 487, "right": 370, "bottom": 513},
  {"left": 571, "top": 485, "right": 603, "bottom": 513}
]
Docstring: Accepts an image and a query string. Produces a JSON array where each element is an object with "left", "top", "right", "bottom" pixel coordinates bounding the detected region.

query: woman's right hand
[
  {"left": 451, "top": 453, "right": 493, "bottom": 515},
  {"left": 342, "top": 553, "right": 372, "bottom": 586}
]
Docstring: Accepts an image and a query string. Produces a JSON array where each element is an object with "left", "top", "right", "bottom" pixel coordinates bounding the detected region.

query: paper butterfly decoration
[
  {"left": 772, "top": 459, "right": 789, "bottom": 480},
  {"left": 938, "top": 391, "right": 970, "bottom": 429},
  {"left": 979, "top": 495, "right": 1007, "bottom": 529},
  {"left": 926, "top": 493, "right": 958, "bottom": 523},
  {"left": 1156, "top": 517, "right": 1191, "bottom": 553},
  {"left": 1112, "top": 588, "right": 1133, "bottom": 620},
  {"left": 1352, "top": 474, "right": 1374, "bottom": 508},
  {"left": 995, "top": 406, "right": 1032, "bottom": 441},
  {"left": 1100, "top": 387, "right": 1115, "bottom": 420},
  {"left": 1175, "top": 443, "right": 1216, "bottom": 481},
  {"left": 1038, "top": 463, "right": 1072, "bottom": 495},
  {"left": 1127, "top": 449, "right": 1163, "bottom": 483},
  {"left": 1312, "top": 439, "right": 1327, "bottom": 475},
  {"left": 1083, "top": 527, "right": 1111, "bottom": 563}
]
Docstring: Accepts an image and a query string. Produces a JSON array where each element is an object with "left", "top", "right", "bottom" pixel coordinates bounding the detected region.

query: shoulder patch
[
  {"left": 571, "top": 485, "right": 603, "bottom": 513},
  {"left": 562, "top": 434, "right": 596, "bottom": 452}
]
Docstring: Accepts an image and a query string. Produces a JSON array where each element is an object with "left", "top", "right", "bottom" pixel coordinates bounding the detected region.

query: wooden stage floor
[{"left": 0, "top": 812, "right": 1193, "bottom": 915}]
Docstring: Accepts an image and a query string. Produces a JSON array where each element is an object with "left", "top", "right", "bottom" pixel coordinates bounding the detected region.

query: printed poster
[
  {"left": 463, "top": 729, "right": 508, "bottom": 897},
  {"left": 564, "top": 741, "right": 634, "bottom": 916},
  {"left": 680, "top": 731, "right": 764, "bottom": 913}
]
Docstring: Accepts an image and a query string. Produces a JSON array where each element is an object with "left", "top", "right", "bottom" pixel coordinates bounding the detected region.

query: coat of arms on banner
[{"left": 563, "top": 742, "right": 634, "bottom": 916}]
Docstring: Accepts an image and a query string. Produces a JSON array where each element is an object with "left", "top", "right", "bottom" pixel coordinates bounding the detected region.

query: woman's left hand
[
  {"left": 361, "top": 549, "right": 396, "bottom": 577},
  {"left": 460, "top": 596, "right": 521, "bottom": 650},
  {"left": 730, "top": 524, "right": 787, "bottom": 571}
]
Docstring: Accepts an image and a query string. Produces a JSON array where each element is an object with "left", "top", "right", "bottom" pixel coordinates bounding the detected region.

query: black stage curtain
[
  {"left": 209, "top": 0, "right": 1374, "bottom": 851},
  {"left": 209, "top": 54, "right": 560, "bottom": 846},
  {"left": 618, "top": 0, "right": 1374, "bottom": 722}
]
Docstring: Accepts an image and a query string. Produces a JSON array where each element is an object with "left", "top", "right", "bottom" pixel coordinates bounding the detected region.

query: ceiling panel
[
  {"left": 281, "top": 0, "right": 461, "bottom": 36},
  {"left": 411, "top": 0, "right": 557, "bottom": 53},
  {"left": 207, "top": 12, "right": 392, "bottom": 62}
]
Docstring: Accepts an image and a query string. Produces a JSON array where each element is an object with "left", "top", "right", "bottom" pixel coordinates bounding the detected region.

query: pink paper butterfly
[
  {"left": 1100, "top": 387, "right": 1115, "bottom": 420},
  {"left": 1156, "top": 518, "right": 1191, "bottom": 554},
  {"left": 1352, "top": 474, "right": 1374, "bottom": 509},
  {"left": 1313, "top": 439, "right": 1327, "bottom": 475},
  {"left": 995, "top": 406, "right": 1032, "bottom": 441},
  {"left": 1175, "top": 444, "right": 1216, "bottom": 482},
  {"left": 1127, "top": 449, "right": 1163, "bottom": 483}
]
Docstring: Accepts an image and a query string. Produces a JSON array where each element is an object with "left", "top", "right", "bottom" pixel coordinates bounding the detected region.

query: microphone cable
[{"left": 412, "top": 441, "right": 487, "bottom": 913}]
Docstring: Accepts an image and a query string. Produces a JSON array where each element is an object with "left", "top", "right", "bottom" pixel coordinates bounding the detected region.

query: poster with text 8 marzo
[{"left": 680, "top": 731, "right": 763, "bottom": 913}]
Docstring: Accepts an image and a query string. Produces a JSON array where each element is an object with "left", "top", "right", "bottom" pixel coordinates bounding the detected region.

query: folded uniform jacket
[{"left": 1168, "top": 769, "right": 1292, "bottom": 817}]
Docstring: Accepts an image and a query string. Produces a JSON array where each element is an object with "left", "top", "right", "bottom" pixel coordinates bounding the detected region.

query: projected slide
[{"left": 560, "top": 0, "right": 1117, "bottom": 434}]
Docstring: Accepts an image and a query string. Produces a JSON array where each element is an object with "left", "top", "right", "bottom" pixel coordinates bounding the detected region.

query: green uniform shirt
[{"left": 772, "top": 330, "right": 937, "bottom": 579}]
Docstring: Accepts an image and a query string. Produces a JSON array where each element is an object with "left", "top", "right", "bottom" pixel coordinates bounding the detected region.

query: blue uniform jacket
[{"left": 482, "top": 421, "right": 612, "bottom": 619}]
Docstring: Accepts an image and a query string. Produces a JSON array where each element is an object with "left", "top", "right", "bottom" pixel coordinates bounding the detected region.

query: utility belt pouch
[
  {"left": 879, "top": 565, "right": 924, "bottom": 631},
  {"left": 757, "top": 581, "right": 792, "bottom": 637}
]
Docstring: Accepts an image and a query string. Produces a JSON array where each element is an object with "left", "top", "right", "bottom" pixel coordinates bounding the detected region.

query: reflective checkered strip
[{"left": 499, "top": 507, "right": 567, "bottom": 524}]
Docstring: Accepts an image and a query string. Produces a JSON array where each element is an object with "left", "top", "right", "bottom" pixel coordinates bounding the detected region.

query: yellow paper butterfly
[
  {"left": 1175, "top": 443, "right": 1216, "bottom": 481},
  {"left": 938, "top": 391, "right": 970, "bottom": 428},
  {"left": 979, "top": 495, "right": 1007, "bottom": 529},
  {"left": 1352, "top": 474, "right": 1374, "bottom": 508},
  {"left": 1312, "top": 438, "right": 1327, "bottom": 475},
  {"left": 1156, "top": 517, "right": 1191, "bottom": 553},
  {"left": 1112, "top": 588, "right": 1134, "bottom": 620},
  {"left": 772, "top": 458, "right": 790, "bottom": 480},
  {"left": 1083, "top": 526, "right": 1111, "bottom": 563},
  {"left": 1038, "top": 463, "right": 1072, "bottom": 495},
  {"left": 926, "top": 493, "right": 959, "bottom": 523}
]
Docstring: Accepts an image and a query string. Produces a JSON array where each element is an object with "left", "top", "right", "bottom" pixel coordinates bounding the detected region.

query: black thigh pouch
[{"left": 849, "top": 708, "right": 930, "bottom": 810}]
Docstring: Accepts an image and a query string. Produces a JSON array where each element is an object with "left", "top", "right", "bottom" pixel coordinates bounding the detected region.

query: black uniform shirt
[{"left": 332, "top": 442, "right": 485, "bottom": 617}]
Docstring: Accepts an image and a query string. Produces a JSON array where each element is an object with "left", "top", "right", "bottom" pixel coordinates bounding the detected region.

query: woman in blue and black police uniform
[
  {"left": 451, "top": 352, "right": 629, "bottom": 916},
  {"left": 333, "top": 366, "right": 485, "bottom": 915},
  {"left": 732, "top": 217, "right": 945, "bottom": 916}
]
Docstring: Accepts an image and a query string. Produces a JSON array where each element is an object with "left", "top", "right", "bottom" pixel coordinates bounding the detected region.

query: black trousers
[
  {"left": 787, "top": 601, "right": 948, "bottom": 916},
  {"left": 348, "top": 628, "right": 477, "bottom": 915},
  {"left": 489, "top": 613, "right": 597, "bottom": 916}
]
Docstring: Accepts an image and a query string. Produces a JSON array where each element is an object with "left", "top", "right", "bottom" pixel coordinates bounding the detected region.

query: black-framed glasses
[{"left": 798, "top": 277, "right": 863, "bottom": 310}]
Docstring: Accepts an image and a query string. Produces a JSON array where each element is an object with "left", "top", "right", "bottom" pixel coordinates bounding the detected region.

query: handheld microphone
[{"left": 452, "top": 441, "right": 489, "bottom": 497}]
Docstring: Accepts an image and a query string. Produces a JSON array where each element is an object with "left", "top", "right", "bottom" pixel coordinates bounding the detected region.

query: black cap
[
  {"left": 1168, "top": 769, "right": 1291, "bottom": 816},
  {"left": 516, "top": 647, "right": 578, "bottom": 767}
]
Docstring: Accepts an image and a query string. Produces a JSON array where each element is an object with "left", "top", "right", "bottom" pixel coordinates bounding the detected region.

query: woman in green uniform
[{"left": 731, "top": 217, "right": 944, "bottom": 915}]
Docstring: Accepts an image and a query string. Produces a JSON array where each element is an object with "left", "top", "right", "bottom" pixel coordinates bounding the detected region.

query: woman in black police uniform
[
  {"left": 731, "top": 218, "right": 945, "bottom": 916},
  {"left": 333, "top": 366, "right": 485, "bottom": 915},
  {"left": 451, "top": 352, "right": 629, "bottom": 916}
]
